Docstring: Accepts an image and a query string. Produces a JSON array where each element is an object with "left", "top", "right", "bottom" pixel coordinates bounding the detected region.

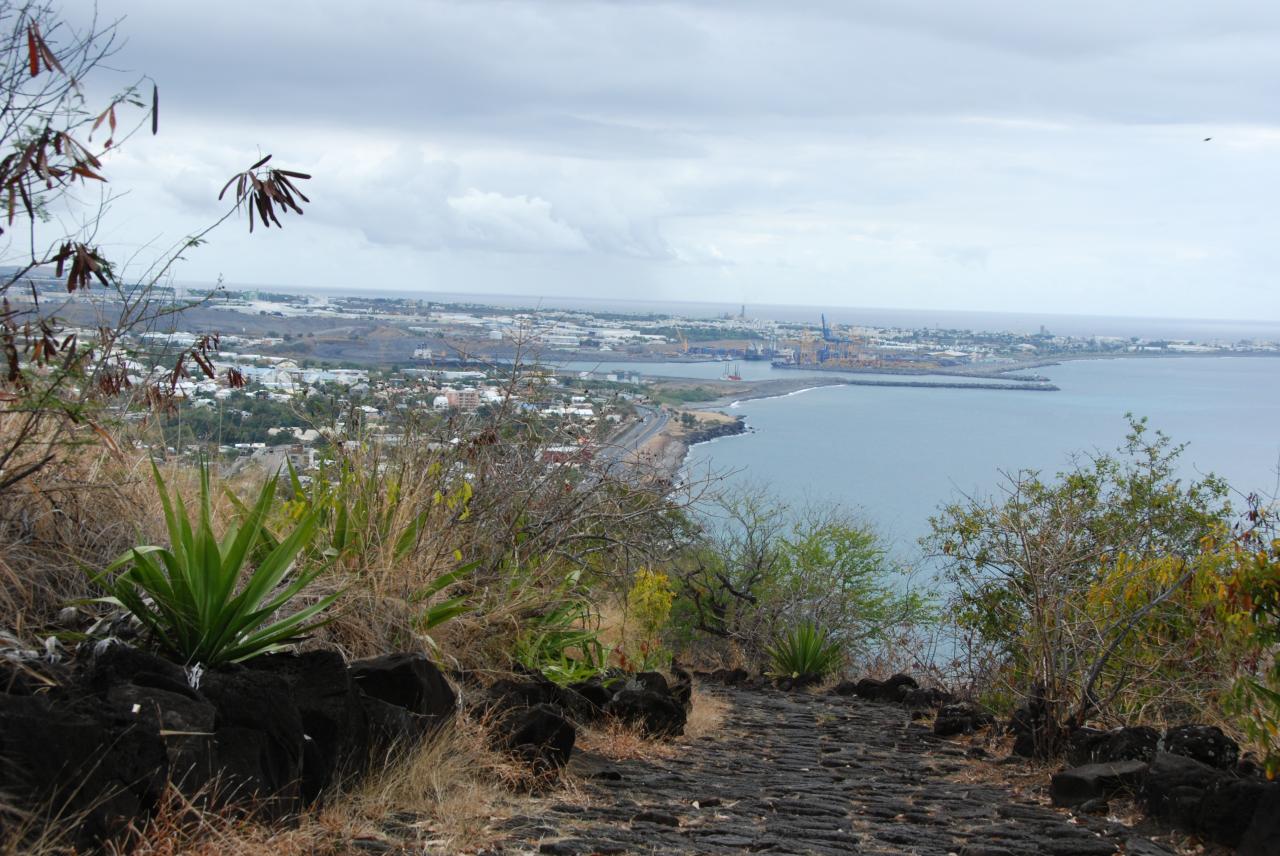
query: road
[{"left": 596, "top": 404, "right": 669, "bottom": 468}]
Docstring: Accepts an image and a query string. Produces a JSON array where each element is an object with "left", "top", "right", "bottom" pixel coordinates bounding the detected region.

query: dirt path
[{"left": 495, "top": 686, "right": 1173, "bottom": 856}]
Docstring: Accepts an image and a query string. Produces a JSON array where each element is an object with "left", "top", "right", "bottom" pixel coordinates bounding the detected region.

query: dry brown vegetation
[
  {"left": 98, "top": 720, "right": 521, "bottom": 856},
  {"left": 0, "top": 406, "right": 711, "bottom": 852}
]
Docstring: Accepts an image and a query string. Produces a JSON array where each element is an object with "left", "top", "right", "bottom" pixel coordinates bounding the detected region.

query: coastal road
[{"left": 597, "top": 404, "right": 669, "bottom": 468}]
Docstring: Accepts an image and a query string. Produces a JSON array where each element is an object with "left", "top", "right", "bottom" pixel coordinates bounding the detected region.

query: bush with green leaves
[
  {"left": 927, "top": 417, "right": 1233, "bottom": 753},
  {"left": 767, "top": 621, "right": 844, "bottom": 678},
  {"left": 98, "top": 462, "right": 336, "bottom": 666},
  {"left": 1215, "top": 500, "right": 1280, "bottom": 778},
  {"left": 515, "top": 598, "right": 610, "bottom": 685},
  {"left": 670, "top": 492, "right": 932, "bottom": 666}
]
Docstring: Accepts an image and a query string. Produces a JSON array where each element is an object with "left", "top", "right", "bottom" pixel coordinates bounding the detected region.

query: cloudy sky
[{"left": 67, "top": 1, "right": 1280, "bottom": 319}]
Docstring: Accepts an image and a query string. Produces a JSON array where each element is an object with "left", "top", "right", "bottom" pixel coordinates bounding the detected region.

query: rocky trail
[{"left": 496, "top": 686, "right": 1178, "bottom": 856}]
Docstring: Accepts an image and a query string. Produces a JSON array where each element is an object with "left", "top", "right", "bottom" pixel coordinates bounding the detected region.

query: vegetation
[
  {"left": 651, "top": 386, "right": 721, "bottom": 405},
  {"left": 2, "top": 0, "right": 1276, "bottom": 851},
  {"left": 928, "top": 417, "right": 1239, "bottom": 753},
  {"left": 0, "top": 0, "right": 310, "bottom": 504},
  {"left": 624, "top": 568, "right": 676, "bottom": 670},
  {"left": 670, "top": 492, "right": 932, "bottom": 666},
  {"left": 766, "top": 621, "right": 844, "bottom": 679},
  {"left": 99, "top": 461, "right": 335, "bottom": 666},
  {"left": 1216, "top": 501, "right": 1280, "bottom": 777}
]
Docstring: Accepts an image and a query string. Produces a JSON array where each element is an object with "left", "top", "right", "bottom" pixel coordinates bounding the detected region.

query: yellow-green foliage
[
  {"left": 625, "top": 568, "right": 674, "bottom": 669},
  {"left": 627, "top": 569, "right": 674, "bottom": 638},
  {"left": 1211, "top": 512, "right": 1280, "bottom": 778},
  {"left": 929, "top": 418, "right": 1237, "bottom": 745}
]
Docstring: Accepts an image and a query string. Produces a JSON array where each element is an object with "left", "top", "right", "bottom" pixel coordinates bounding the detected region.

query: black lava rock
[
  {"left": 1239, "top": 782, "right": 1280, "bottom": 856},
  {"left": 0, "top": 656, "right": 70, "bottom": 695},
  {"left": 104, "top": 681, "right": 216, "bottom": 792},
  {"left": 350, "top": 652, "right": 456, "bottom": 721},
  {"left": 0, "top": 692, "right": 168, "bottom": 849},
  {"left": 495, "top": 702, "right": 576, "bottom": 777},
  {"left": 774, "top": 672, "right": 823, "bottom": 691},
  {"left": 568, "top": 676, "right": 616, "bottom": 715},
  {"left": 249, "top": 650, "right": 372, "bottom": 801},
  {"left": 902, "top": 687, "right": 953, "bottom": 709},
  {"left": 1138, "top": 751, "right": 1226, "bottom": 823},
  {"left": 1050, "top": 760, "right": 1149, "bottom": 807},
  {"left": 1068, "top": 725, "right": 1160, "bottom": 767},
  {"left": 604, "top": 686, "right": 687, "bottom": 737},
  {"left": 200, "top": 667, "right": 306, "bottom": 816},
  {"left": 1007, "top": 695, "right": 1064, "bottom": 759},
  {"left": 1196, "top": 776, "right": 1270, "bottom": 848},
  {"left": 933, "top": 702, "right": 995, "bottom": 737},
  {"left": 485, "top": 675, "right": 596, "bottom": 724},
  {"left": 1163, "top": 724, "right": 1238, "bottom": 770},
  {"left": 669, "top": 662, "right": 693, "bottom": 712},
  {"left": 852, "top": 678, "right": 884, "bottom": 700},
  {"left": 83, "top": 642, "right": 194, "bottom": 699},
  {"left": 878, "top": 673, "right": 919, "bottom": 703},
  {"left": 707, "top": 667, "right": 749, "bottom": 686}
]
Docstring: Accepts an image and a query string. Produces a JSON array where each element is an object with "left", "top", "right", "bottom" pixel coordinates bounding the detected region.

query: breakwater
[{"left": 839, "top": 378, "right": 1059, "bottom": 392}]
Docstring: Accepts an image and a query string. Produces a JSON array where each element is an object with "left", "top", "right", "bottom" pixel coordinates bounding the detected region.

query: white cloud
[
  {"left": 57, "top": 0, "right": 1280, "bottom": 320},
  {"left": 447, "top": 189, "right": 588, "bottom": 253}
]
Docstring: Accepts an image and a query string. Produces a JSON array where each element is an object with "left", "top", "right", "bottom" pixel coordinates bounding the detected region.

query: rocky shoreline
[{"left": 683, "top": 415, "right": 749, "bottom": 447}]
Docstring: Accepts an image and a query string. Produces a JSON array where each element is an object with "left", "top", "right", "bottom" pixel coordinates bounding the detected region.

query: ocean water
[{"left": 683, "top": 357, "right": 1280, "bottom": 558}]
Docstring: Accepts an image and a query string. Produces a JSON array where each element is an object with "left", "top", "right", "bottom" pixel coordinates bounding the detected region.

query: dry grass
[
  {"left": 577, "top": 719, "right": 680, "bottom": 762},
  {"left": 100, "top": 717, "right": 530, "bottom": 856},
  {"left": 578, "top": 683, "right": 730, "bottom": 763},
  {"left": 331, "top": 717, "right": 526, "bottom": 852},
  {"left": 683, "top": 685, "right": 729, "bottom": 740},
  {"left": 0, "top": 442, "right": 162, "bottom": 637}
]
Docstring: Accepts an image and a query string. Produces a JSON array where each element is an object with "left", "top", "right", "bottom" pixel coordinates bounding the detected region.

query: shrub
[
  {"left": 766, "top": 621, "right": 843, "bottom": 678},
  {"left": 927, "top": 417, "right": 1235, "bottom": 754},
  {"left": 98, "top": 461, "right": 335, "bottom": 665},
  {"left": 624, "top": 568, "right": 675, "bottom": 670},
  {"left": 671, "top": 491, "right": 932, "bottom": 667},
  {"left": 1216, "top": 500, "right": 1280, "bottom": 777},
  {"left": 515, "top": 598, "right": 610, "bottom": 685}
]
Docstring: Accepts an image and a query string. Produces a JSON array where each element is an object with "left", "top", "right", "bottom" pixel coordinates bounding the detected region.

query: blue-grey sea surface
[{"left": 683, "top": 357, "right": 1280, "bottom": 557}]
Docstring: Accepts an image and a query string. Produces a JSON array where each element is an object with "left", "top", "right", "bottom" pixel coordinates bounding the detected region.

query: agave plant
[
  {"left": 766, "top": 621, "right": 844, "bottom": 679},
  {"left": 98, "top": 461, "right": 336, "bottom": 666}
]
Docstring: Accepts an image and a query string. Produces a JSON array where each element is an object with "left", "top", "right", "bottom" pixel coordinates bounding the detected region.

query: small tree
[
  {"left": 927, "top": 417, "right": 1232, "bottom": 754},
  {"left": 0, "top": 1, "right": 311, "bottom": 497},
  {"left": 672, "top": 490, "right": 931, "bottom": 666}
]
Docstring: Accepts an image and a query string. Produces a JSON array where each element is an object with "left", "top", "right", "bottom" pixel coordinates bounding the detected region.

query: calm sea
[{"left": 677, "top": 357, "right": 1280, "bottom": 558}]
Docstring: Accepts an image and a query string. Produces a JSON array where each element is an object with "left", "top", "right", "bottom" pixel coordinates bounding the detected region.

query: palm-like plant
[
  {"left": 98, "top": 461, "right": 335, "bottom": 665},
  {"left": 766, "top": 621, "right": 844, "bottom": 678}
]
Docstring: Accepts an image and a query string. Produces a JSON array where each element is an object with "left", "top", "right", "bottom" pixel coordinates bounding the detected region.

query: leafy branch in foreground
[{"left": 97, "top": 461, "right": 336, "bottom": 665}]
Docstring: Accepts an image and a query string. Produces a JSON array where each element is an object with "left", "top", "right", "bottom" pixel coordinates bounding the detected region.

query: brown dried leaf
[{"left": 26, "top": 26, "right": 38, "bottom": 77}]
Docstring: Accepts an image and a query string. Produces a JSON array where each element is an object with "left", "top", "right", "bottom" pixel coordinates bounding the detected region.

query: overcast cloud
[{"left": 73, "top": 1, "right": 1280, "bottom": 319}]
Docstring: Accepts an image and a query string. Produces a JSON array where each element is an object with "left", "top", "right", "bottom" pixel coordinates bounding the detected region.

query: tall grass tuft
[
  {"left": 97, "top": 461, "right": 336, "bottom": 665},
  {"left": 766, "top": 621, "right": 844, "bottom": 679}
]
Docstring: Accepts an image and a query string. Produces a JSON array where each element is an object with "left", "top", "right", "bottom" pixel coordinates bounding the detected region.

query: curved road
[{"left": 597, "top": 404, "right": 669, "bottom": 467}]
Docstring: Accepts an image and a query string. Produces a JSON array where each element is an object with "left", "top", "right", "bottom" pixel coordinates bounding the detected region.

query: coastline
[{"left": 639, "top": 411, "right": 751, "bottom": 479}]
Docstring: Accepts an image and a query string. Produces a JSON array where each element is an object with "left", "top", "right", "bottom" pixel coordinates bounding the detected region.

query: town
[{"left": 8, "top": 270, "right": 1278, "bottom": 477}]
